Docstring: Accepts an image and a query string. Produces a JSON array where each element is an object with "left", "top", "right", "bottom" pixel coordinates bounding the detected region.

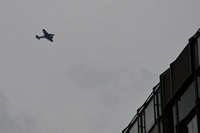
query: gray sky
[{"left": 1, "top": 1, "right": 200, "bottom": 133}]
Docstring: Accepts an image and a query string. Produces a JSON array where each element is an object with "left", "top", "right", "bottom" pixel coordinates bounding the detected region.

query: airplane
[{"left": 36, "top": 29, "right": 54, "bottom": 42}]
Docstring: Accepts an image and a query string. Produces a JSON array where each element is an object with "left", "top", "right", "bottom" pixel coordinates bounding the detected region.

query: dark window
[
  {"left": 187, "top": 116, "right": 198, "bottom": 133},
  {"left": 142, "top": 112, "right": 145, "bottom": 133},
  {"left": 197, "top": 77, "right": 200, "bottom": 97},
  {"left": 171, "top": 45, "right": 191, "bottom": 96},
  {"left": 129, "top": 121, "right": 138, "bottom": 133},
  {"left": 160, "top": 121, "right": 163, "bottom": 133},
  {"left": 154, "top": 86, "right": 162, "bottom": 119},
  {"left": 161, "top": 69, "right": 172, "bottom": 107},
  {"left": 197, "top": 37, "right": 200, "bottom": 66},
  {"left": 173, "top": 105, "right": 178, "bottom": 133},
  {"left": 145, "top": 99, "right": 154, "bottom": 132},
  {"left": 158, "top": 88, "right": 162, "bottom": 117},
  {"left": 179, "top": 115, "right": 198, "bottom": 133},
  {"left": 178, "top": 82, "right": 196, "bottom": 121},
  {"left": 149, "top": 123, "right": 158, "bottom": 133},
  {"left": 182, "top": 127, "right": 188, "bottom": 133},
  {"left": 138, "top": 113, "right": 145, "bottom": 133}
]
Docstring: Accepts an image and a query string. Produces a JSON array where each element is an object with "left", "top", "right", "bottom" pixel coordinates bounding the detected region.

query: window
[
  {"left": 187, "top": 116, "right": 198, "bottom": 133},
  {"left": 129, "top": 121, "right": 138, "bottom": 133},
  {"left": 139, "top": 112, "right": 145, "bottom": 133},
  {"left": 197, "top": 37, "right": 200, "bottom": 66},
  {"left": 178, "top": 82, "right": 196, "bottom": 121},
  {"left": 161, "top": 69, "right": 172, "bottom": 107},
  {"left": 197, "top": 77, "right": 200, "bottom": 98},
  {"left": 145, "top": 99, "right": 154, "bottom": 132},
  {"left": 154, "top": 86, "right": 162, "bottom": 120},
  {"left": 160, "top": 121, "right": 163, "bottom": 133},
  {"left": 179, "top": 115, "right": 198, "bottom": 133},
  {"left": 173, "top": 105, "right": 178, "bottom": 133},
  {"left": 149, "top": 124, "right": 158, "bottom": 133},
  {"left": 158, "top": 89, "right": 162, "bottom": 116},
  {"left": 171, "top": 45, "right": 191, "bottom": 96}
]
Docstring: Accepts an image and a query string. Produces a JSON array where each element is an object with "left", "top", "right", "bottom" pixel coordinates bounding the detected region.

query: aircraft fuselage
[{"left": 36, "top": 29, "right": 54, "bottom": 42}]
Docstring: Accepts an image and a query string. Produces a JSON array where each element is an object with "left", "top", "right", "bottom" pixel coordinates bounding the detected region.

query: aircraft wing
[
  {"left": 43, "top": 29, "right": 48, "bottom": 36},
  {"left": 46, "top": 37, "right": 53, "bottom": 42}
]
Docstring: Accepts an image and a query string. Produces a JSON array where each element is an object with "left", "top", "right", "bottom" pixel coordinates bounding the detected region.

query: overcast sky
[{"left": 1, "top": 1, "right": 200, "bottom": 133}]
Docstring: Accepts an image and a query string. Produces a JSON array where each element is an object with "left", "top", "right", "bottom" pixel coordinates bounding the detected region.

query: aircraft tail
[{"left": 36, "top": 35, "right": 40, "bottom": 40}]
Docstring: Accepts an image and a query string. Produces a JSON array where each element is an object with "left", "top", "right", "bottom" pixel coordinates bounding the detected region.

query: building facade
[{"left": 122, "top": 29, "right": 200, "bottom": 133}]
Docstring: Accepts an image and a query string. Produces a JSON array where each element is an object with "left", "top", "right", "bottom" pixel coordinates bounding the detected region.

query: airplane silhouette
[{"left": 36, "top": 29, "right": 54, "bottom": 42}]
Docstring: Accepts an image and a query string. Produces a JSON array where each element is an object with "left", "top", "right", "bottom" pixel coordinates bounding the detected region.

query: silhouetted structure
[
  {"left": 36, "top": 29, "right": 54, "bottom": 42},
  {"left": 122, "top": 29, "right": 200, "bottom": 133}
]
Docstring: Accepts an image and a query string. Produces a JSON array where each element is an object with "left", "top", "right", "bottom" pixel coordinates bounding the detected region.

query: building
[{"left": 122, "top": 29, "right": 200, "bottom": 133}]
